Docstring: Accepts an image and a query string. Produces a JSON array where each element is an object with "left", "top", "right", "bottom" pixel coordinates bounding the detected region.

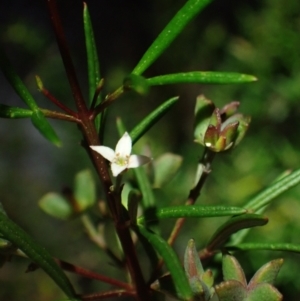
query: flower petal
[
  {"left": 128, "top": 155, "right": 152, "bottom": 168},
  {"left": 111, "top": 162, "right": 127, "bottom": 177},
  {"left": 90, "top": 146, "right": 115, "bottom": 162},
  {"left": 115, "top": 132, "right": 132, "bottom": 157}
]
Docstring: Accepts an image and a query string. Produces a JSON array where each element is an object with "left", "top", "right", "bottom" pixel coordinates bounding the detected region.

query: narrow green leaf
[
  {"left": 0, "top": 104, "right": 32, "bottom": 118},
  {"left": 39, "top": 192, "right": 73, "bottom": 220},
  {"left": 0, "top": 49, "right": 39, "bottom": 110},
  {"left": 31, "top": 110, "right": 61, "bottom": 146},
  {"left": 134, "top": 167, "right": 156, "bottom": 210},
  {"left": 74, "top": 169, "right": 96, "bottom": 211},
  {"left": 0, "top": 50, "right": 61, "bottom": 145},
  {"left": 230, "top": 171, "right": 291, "bottom": 245},
  {"left": 229, "top": 207, "right": 265, "bottom": 247},
  {"left": 245, "top": 168, "right": 300, "bottom": 211},
  {"left": 153, "top": 153, "right": 183, "bottom": 188},
  {"left": 130, "top": 96, "right": 178, "bottom": 145},
  {"left": 116, "top": 117, "right": 127, "bottom": 137},
  {"left": 137, "top": 225, "right": 193, "bottom": 300},
  {"left": 147, "top": 72, "right": 257, "bottom": 86},
  {"left": 83, "top": 3, "right": 102, "bottom": 131},
  {"left": 138, "top": 205, "right": 246, "bottom": 224},
  {"left": 83, "top": 3, "right": 101, "bottom": 104},
  {"left": 226, "top": 243, "right": 300, "bottom": 254},
  {"left": 127, "top": 190, "right": 140, "bottom": 224},
  {"left": 123, "top": 74, "right": 149, "bottom": 96},
  {"left": 0, "top": 210, "right": 76, "bottom": 298},
  {"left": 206, "top": 214, "right": 268, "bottom": 252},
  {"left": 132, "top": 0, "right": 213, "bottom": 75},
  {"left": 134, "top": 225, "right": 160, "bottom": 274}
]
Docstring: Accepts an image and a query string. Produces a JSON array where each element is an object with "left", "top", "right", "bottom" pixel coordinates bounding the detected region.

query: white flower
[{"left": 90, "top": 132, "right": 151, "bottom": 177}]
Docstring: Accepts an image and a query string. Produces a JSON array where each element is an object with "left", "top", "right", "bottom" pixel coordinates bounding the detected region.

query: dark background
[{"left": 1, "top": 0, "right": 300, "bottom": 300}]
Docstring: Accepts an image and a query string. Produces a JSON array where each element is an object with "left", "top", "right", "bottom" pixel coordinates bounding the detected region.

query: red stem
[
  {"left": 90, "top": 79, "right": 104, "bottom": 110},
  {"left": 27, "top": 258, "right": 132, "bottom": 291},
  {"left": 79, "top": 290, "right": 136, "bottom": 300},
  {"left": 40, "top": 86, "right": 78, "bottom": 117},
  {"left": 92, "top": 86, "right": 124, "bottom": 119},
  {"left": 41, "top": 109, "right": 81, "bottom": 123},
  {"left": 46, "top": 0, "right": 87, "bottom": 114},
  {"left": 56, "top": 259, "right": 132, "bottom": 291},
  {"left": 81, "top": 125, "right": 151, "bottom": 301},
  {"left": 46, "top": 2, "right": 150, "bottom": 299}
]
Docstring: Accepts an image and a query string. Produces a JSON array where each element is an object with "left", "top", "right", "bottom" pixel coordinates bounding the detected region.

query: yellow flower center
[{"left": 113, "top": 153, "right": 129, "bottom": 166}]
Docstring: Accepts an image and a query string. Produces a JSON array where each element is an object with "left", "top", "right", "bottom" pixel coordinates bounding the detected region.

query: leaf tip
[{"left": 35, "top": 75, "right": 43, "bottom": 91}]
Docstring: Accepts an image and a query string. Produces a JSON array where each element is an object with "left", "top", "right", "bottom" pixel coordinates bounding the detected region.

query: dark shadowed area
[{"left": 1, "top": 0, "right": 300, "bottom": 300}]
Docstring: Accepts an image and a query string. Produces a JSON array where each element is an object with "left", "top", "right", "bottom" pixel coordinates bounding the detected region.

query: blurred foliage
[{"left": 1, "top": 0, "right": 300, "bottom": 300}]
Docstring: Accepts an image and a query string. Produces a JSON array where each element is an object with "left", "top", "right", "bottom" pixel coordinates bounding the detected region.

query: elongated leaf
[
  {"left": 0, "top": 210, "right": 77, "bottom": 298},
  {"left": 0, "top": 49, "right": 61, "bottom": 145},
  {"left": 0, "top": 104, "right": 32, "bottom": 118},
  {"left": 137, "top": 225, "right": 193, "bottom": 300},
  {"left": 130, "top": 96, "right": 178, "bottom": 145},
  {"left": 132, "top": 0, "right": 213, "bottom": 75},
  {"left": 226, "top": 243, "right": 300, "bottom": 254},
  {"left": 147, "top": 72, "right": 257, "bottom": 86},
  {"left": 116, "top": 117, "right": 127, "bottom": 137},
  {"left": 229, "top": 207, "right": 265, "bottom": 247},
  {"left": 31, "top": 110, "right": 61, "bottom": 146},
  {"left": 134, "top": 167, "right": 156, "bottom": 210},
  {"left": 138, "top": 205, "right": 246, "bottom": 224},
  {"left": 134, "top": 224, "right": 160, "bottom": 275},
  {"left": 230, "top": 171, "right": 292, "bottom": 245},
  {"left": 0, "top": 49, "right": 39, "bottom": 110},
  {"left": 206, "top": 214, "right": 268, "bottom": 252},
  {"left": 83, "top": 3, "right": 101, "bottom": 104},
  {"left": 245, "top": 168, "right": 300, "bottom": 211}
]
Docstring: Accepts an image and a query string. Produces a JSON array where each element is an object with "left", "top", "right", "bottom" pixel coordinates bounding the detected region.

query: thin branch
[
  {"left": 46, "top": 2, "right": 150, "bottom": 300},
  {"left": 39, "top": 84, "right": 78, "bottom": 117},
  {"left": 80, "top": 119, "right": 150, "bottom": 301},
  {"left": 79, "top": 289, "right": 136, "bottom": 300},
  {"left": 90, "top": 78, "right": 105, "bottom": 110},
  {"left": 92, "top": 86, "right": 124, "bottom": 119},
  {"left": 168, "top": 149, "right": 215, "bottom": 246},
  {"left": 46, "top": 0, "right": 87, "bottom": 113},
  {"left": 21, "top": 252, "right": 131, "bottom": 290},
  {"left": 56, "top": 259, "right": 132, "bottom": 291},
  {"left": 41, "top": 108, "right": 81, "bottom": 123}
]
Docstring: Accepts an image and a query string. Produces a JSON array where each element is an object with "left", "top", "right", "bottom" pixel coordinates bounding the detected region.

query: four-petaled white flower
[{"left": 90, "top": 132, "right": 151, "bottom": 177}]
